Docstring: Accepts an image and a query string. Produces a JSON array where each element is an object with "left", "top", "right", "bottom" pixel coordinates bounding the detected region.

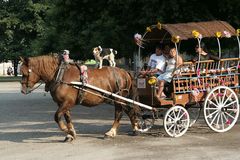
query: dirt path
[{"left": 0, "top": 82, "right": 240, "bottom": 160}]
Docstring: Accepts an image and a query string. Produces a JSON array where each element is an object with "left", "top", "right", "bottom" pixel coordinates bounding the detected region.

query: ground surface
[{"left": 0, "top": 82, "right": 240, "bottom": 160}]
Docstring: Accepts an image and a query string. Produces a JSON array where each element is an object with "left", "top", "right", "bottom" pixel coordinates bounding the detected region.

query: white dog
[{"left": 93, "top": 46, "right": 117, "bottom": 69}]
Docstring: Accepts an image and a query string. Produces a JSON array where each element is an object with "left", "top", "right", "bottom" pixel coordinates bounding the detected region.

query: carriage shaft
[{"left": 71, "top": 81, "right": 154, "bottom": 110}]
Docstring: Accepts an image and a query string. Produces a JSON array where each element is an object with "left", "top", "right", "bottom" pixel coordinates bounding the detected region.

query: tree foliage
[
  {"left": 0, "top": 0, "right": 48, "bottom": 61},
  {"left": 1, "top": 0, "right": 240, "bottom": 62}
]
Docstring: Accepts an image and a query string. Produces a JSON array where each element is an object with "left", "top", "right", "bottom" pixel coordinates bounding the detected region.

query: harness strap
[
  {"left": 56, "top": 62, "right": 68, "bottom": 82},
  {"left": 75, "top": 63, "right": 86, "bottom": 104},
  {"left": 112, "top": 68, "right": 121, "bottom": 92}
]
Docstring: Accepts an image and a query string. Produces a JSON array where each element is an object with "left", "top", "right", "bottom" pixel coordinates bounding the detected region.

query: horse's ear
[
  {"left": 19, "top": 56, "right": 29, "bottom": 65},
  {"left": 19, "top": 56, "right": 24, "bottom": 62}
]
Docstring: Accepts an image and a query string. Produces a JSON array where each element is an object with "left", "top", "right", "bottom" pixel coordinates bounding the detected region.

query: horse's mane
[{"left": 28, "top": 54, "right": 60, "bottom": 80}]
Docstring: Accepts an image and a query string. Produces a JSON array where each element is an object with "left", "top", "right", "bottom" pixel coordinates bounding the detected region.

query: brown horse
[{"left": 20, "top": 55, "right": 140, "bottom": 141}]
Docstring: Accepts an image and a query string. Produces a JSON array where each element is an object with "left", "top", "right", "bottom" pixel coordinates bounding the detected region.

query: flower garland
[
  {"left": 237, "top": 29, "right": 240, "bottom": 36},
  {"left": 215, "top": 31, "right": 222, "bottom": 38},
  {"left": 171, "top": 35, "right": 180, "bottom": 43},
  {"left": 134, "top": 33, "right": 144, "bottom": 48},
  {"left": 192, "top": 30, "right": 202, "bottom": 39}
]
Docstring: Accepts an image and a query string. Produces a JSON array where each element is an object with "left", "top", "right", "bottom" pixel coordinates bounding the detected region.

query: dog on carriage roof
[{"left": 93, "top": 46, "right": 117, "bottom": 69}]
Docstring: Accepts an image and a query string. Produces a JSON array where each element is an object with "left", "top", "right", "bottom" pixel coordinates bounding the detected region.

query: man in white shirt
[{"left": 140, "top": 45, "right": 166, "bottom": 77}]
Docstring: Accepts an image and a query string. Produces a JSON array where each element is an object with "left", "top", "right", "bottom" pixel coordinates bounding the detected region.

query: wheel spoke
[
  {"left": 206, "top": 109, "right": 218, "bottom": 119},
  {"left": 216, "top": 112, "right": 220, "bottom": 127},
  {"left": 207, "top": 99, "right": 218, "bottom": 108},
  {"left": 210, "top": 111, "right": 219, "bottom": 125},
  {"left": 212, "top": 92, "right": 220, "bottom": 105},
  {"left": 176, "top": 108, "right": 181, "bottom": 119},
  {"left": 221, "top": 89, "right": 227, "bottom": 104},
  {"left": 220, "top": 113, "right": 225, "bottom": 130},
  {"left": 223, "top": 93, "right": 233, "bottom": 106},
  {"left": 166, "top": 121, "right": 175, "bottom": 125},
  {"left": 205, "top": 107, "right": 218, "bottom": 110},
  {"left": 224, "top": 111, "right": 235, "bottom": 120},
  {"left": 223, "top": 100, "right": 237, "bottom": 108},
  {"left": 167, "top": 115, "right": 175, "bottom": 121},
  {"left": 178, "top": 111, "right": 186, "bottom": 120},
  {"left": 173, "top": 124, "right": 176, "bottom": 136},
  {"left": 176, "top": 124, "right": 181, "bottom": 134},
  {"left": 227, "top": 108, "right": 237, "bottom": 112},
  {"left": 173, "top": 110, "right": 177, "bottom": 119},
  {"left": 167, "top": 123, "right": 175, "bottom": 131},
  {"left": 222, "top": 112, "right": 228, "bottom": 122},
  {"left": 218, "top": 88, "right": 221, "bottom": 104}
]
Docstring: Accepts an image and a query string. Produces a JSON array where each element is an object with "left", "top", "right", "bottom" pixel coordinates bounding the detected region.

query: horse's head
[{"left": 20, "top": 57, "right": 40, "bottom": 94}]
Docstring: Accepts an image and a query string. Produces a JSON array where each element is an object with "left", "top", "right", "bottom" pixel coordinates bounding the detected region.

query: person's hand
[{"left": 139, "top": 70, "right": 146, "bottom": 75}]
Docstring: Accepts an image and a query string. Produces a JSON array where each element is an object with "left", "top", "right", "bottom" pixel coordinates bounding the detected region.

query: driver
[{"left": 139, "top": 44, "right": 166, "bottom": 77}]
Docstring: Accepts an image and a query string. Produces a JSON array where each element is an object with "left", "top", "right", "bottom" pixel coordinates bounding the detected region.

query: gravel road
[{"left": 0, "top": 82, "right": 240, "bottom": 160}]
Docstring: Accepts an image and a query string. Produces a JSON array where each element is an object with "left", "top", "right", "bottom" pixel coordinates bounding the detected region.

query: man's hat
[{"left": 62, "top": 50, "right": 70, "bottom": 55}]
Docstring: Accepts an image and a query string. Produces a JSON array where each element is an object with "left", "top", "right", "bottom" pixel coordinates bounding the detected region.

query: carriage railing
[
  {"left": 179, "top": 57, "right": 240, "bottom": 76},
  {"left": 173, "top": 57, "right": 240, "bottom": 95}
]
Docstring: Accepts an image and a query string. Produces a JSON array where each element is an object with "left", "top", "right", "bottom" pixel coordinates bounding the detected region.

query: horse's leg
[
  {"left": 105, "top": 103, "right": 123, "bottom": 138},
  {"left": 123, "top": 105, "right": 140, "bottom": 135},
  {"left": 55, "top": 106, "right": 68, "bottom": 133},
  {"left": 64, "top": 110, "right": 77, "bottom": 141},
  {"left": 54, "top": 102, "right": 76, "bottom": 141}
]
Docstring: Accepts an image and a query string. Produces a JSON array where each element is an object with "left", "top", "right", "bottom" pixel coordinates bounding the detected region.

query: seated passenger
[
  {"left": 139, "top": 44, "right": 166, "bottom": 77},
  {"left": 156, "top": 47, "right": 183, "bottom": 99},
  {"left": 192, "top": 43, "right": 220, "bottom": 62}
]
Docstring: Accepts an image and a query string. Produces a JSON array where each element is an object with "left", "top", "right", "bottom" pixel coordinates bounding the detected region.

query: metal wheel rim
[
  {"left": 204, "top": 86, "right": 239, "bottom": 132},
  {"left": 164, "top": 106, "right": 190, "bottom": 137}
]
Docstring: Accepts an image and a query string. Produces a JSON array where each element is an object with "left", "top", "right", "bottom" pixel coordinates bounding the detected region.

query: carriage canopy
[{"left": 143, "top": 20, "right": 236, "bottom": 42}]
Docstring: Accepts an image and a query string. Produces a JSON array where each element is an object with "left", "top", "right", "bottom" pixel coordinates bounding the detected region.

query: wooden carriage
[{"left": 135, "top": 20, "right": 240, "bottom": 137}]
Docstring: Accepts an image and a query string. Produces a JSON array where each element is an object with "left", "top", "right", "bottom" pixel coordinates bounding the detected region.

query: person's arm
[
  {"left": 209, "top": 54, "right": 220, "bottom": 61},
  {"left": 176, "top": 55, "right": 183, "bottom": 68},
  {"left": 155, "top": 61, "right": 166, "bottom": 74}
]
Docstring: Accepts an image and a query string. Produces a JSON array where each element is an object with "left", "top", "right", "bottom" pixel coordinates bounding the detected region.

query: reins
[{"left": 28, "top": 82, "right": 44, "bottom": 93}]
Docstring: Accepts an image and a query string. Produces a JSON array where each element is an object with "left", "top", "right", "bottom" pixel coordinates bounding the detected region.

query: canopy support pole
[
  {"left": 216, "top": 38, "right": 222, "bottom": 70},
  {"left": 236, "top": 36, "right": 240, "bottom": 68},
  {"left": 196, "top": 38, "right": 202, "bottom": 74}
]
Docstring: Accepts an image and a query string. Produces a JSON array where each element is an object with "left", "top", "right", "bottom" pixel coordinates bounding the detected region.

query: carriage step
[{"left": 154, "top": 96, "right": 173, "bottom": 106}]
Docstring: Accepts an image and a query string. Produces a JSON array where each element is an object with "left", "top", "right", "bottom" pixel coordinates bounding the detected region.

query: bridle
[{"left": 21, "top": 67, "right": 43, "bottom": 94}]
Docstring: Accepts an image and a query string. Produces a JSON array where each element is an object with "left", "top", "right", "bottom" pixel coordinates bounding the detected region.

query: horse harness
[{"left": 48, "top": 62, "right": 131, "bottom": 105}]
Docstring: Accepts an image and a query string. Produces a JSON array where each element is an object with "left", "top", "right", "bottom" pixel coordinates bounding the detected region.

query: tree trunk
[{"left": 13, "top": 59, "right": 18, "bottom": 77}]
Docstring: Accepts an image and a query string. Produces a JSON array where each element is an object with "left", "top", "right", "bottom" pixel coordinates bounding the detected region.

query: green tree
[{"left": 0, "top": 0, "right": 49, "bottom": 76}]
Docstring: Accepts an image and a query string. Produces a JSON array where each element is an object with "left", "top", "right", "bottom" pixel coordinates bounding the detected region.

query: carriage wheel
[
  {"left": 164, "top": 106, "right": 190, "bottom": 137},
  {"left": 204, "top": 86, "right": 239, "bottom": 132}
]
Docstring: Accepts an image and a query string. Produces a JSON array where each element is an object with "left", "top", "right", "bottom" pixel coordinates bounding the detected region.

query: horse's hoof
[
  {"left": 69, "top": 129, "right": 77, "bottom": 139},
  {"left": 63, "top": 134, "right": 74, "bottom": 142},
  {"left": 104, "top": 134, "right": 114, "bottom": 139},
  {"left": 104, "top": 130, "right": 116, "bottom": 138}
]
